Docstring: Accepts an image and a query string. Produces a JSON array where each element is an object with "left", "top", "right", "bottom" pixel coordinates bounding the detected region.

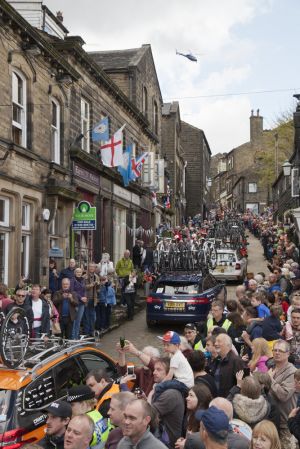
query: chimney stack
[
  {"left": 56, "top": 11, "right": 63, "bottom": 22},
  {"left": 250, "top": 109, "right": 263, "bottom": 145}
]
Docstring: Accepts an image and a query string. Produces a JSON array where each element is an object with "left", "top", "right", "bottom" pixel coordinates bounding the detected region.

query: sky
[{"left": 45, "top": 0, "right": 300, "bottom": 155}]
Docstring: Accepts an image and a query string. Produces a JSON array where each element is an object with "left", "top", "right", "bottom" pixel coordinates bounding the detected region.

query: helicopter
[{"left": 176, "top": 50, "right": 197, "bottom": 62}]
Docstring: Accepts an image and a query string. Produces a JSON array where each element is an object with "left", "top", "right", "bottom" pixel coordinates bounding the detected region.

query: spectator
[
  {"left": 284, "top": 308, "right": 300, "bottom": 368},
  {"left": 123, "top": 270, "right": 137, "bottom": 321},
  {"left": 141, "top": 243, "right": 154, "bottom": 272},
  {"left": 180, "top": 336, "right": 193, "bottom": 358},
  {"left": 287, "top": 292, "right": 300, "bottom": 322},
  {"left": 85, "top": 369, "right": 120, "bottom": 419},
  {"left": 71, "top": 268, "right": 87, "bottom": 339},
  {"left": 261, "top": 305, "right": 283, "bottom": 349},
  {"left": 83, "top": 262, "right": 100, "bottom": 337},
  {"left": 175, "top": 384, "right": 212, "bottom": 449},
  {"left": 188, "top": 350, "right": 217, "bottom": 397},
  {"left": 64, "top": 414, "right": 94, "bottom": 449},
  {"left": 228, "top": 373, "right": 270, "bottom": 428},
  {"left": 155, "top": 331, "right": 194, "bottom": 398},
  {"left": 58, "top": 258, "right": 76, "bottom": 289},
  {"left": 268, "top": 340, "right": 297, "bottom": 448},
  {"left": 227, "top": 311, "right": 246, "bottom": 352},
  {"left": 250, "top": 420, "right": 281, "bottom": 449},
  {"left": 42, "top": 289, "right": 60, "bottom": 336},
  {"left": 150, "top": 357, "right": 185, "bottom": 448},
  {"left": 116, "top": 341, "right": 159, "bottom": 397},
  {"left": 40, "top": 400, "right": 72, "bottom": 449},
  {"left": 242, "top": 307, "right": 263, "bottom": 354},
  {"left": 105, "top": 392, "right": 135, "bottom": 449},
  {"left": 250, "top": 292, "right": 270, "bottom": 320},
  {"left": 66, "top": 385, "right": 109, "bottom": 448},
  {"left": 132, "top": 240, "right": 143, "bottom": 269},
  {"left": 117, "top": 399, "right": 166, "bottom": 449},
  {"left": 0, "top": 283, "right": 13, "bottom": 311},
  {"left": 247, "top": 279, "right": 258, "bottom": 293},
  {"left": 184, "top": 323, "right": 204, "bottom": 351},
  {"left": 267, "top": 273, "right": 281, "bottom": 295},
  {"left": 49, "top": 259, "right": 59, "bottom": 294},
  {"left": 6, "top": 288, "right": 33, "bottom": 330},
  {"left": 196, "top": 405, "right": 230, "bottom": 449},
  {"left": 27, "top": 284, "right": 50, "bottom": 337},
  {"left": 248, "top": 338, "right": 272, "bottom": 373},
  {"left": 252, "top": 372, "right": 281, "bottom": 429},
  {"left": 96, "top": 276, "right": 116, "bottom": 331},
  {"left": 98, "top": 253, "right": 115, "bottom": 281},
  {"left": 52, "top": 278, "right": 78, "bottom": 339},
  {"left": 115, "top": 250, "right": 134, "bottom": 306},
  {"left": 210, "top": 333, "right": 244, "bottom": 398}
]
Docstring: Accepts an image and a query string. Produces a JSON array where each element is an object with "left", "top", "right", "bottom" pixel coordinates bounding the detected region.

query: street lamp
[{"left": 282, "top": 160, "right": 292, "bottom": 177}]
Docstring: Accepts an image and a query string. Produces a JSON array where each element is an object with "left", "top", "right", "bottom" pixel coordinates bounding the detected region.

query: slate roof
[{"left": 89, "top": 46, "right": 148, "bottom": 70}]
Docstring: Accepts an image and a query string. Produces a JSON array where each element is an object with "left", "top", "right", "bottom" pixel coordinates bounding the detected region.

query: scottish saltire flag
[
  {"left": 92, "top": 117, "right": 109, "bottom": 142},
  {"left": 118, "top": 145, "right": 133, "bottom": 186},
  {"left": 100, "top": 125, "right": 125, "bottom": 167},
  {"left": 131, "top": 152, "right": 149, "bottom": 180}
]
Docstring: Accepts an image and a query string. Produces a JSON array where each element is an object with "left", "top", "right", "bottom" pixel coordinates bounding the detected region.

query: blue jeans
[
  {"left": 82, "top": 302, "right": 96, "bottom": 335},
  {"left": 72, "top": 303, "right": 85, "bottom": 339}
]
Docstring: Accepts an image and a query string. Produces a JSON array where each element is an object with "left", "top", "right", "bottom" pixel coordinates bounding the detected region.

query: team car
[
  {"left": 0, "top": 308, "right": 118, "bottom": 449},
  {"left": 210, "top": 248, "right": 248, "bottom": 282},
  {"left": 146, "top": 272, "right": 226, "bottom": 327}
]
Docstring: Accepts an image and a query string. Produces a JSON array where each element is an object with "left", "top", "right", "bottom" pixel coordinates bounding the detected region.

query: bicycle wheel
[{"left": 0, "top": 307, "right": 30, "bottom": 369}]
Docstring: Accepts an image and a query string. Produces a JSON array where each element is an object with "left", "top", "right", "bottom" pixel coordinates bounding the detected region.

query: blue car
[{"left": 146, "top": 272, "right": 226, "bottom": 327}]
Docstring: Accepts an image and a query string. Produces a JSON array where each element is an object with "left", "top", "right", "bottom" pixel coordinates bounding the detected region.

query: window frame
[
  {"left": 0, "top": 232, "right": 9, "bottom": 285},
  {"left": 50, "top": 98, "right": 61, "bottom": 164},
  {"left": 12, "top": 69, "right": 27, "bottom": 147},
  {"left": 81, "top": 98, "right": 90, "bottom": 153},
  {"left": 248, "top": 182, "right": 257, "bottom": 193},
  {"left": 0, "top": 198, "right": 9, "bottom": 227}
]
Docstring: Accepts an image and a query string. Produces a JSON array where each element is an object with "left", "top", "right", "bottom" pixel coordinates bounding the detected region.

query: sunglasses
[{"left": 16, "top": 294, "right": 26, "bottom": 297}]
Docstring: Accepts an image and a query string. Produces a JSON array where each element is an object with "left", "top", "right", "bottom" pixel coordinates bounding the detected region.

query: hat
[
  {"left": 184, "top": 323, "right": 197, "bottom": 332},
  {"left": 67, "top": 385, "right": 95, "bottom": 403},
  {"left": 290, "top": 272, "right": 296, "bottom": 279},
  {"left": 195, "top": 406, "right": 230, "bottom": 438},
  {"left": 45, "top": 400, "right": 72, "bottom": 418},
  {"left": 158, "top": 331, "right": 181, "bottom": 345}
]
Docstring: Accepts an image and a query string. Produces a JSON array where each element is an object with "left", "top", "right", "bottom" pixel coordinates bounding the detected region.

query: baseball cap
[
  {"left": 45, "top": 400, "right": 72, "bottom": 418},
  {"left": 67, "top": 385, "right": 95, "bottom": 403},
  {"left": 195, "top": 406, "right": 230, "bottom": 438},
  {"left": 184, "top": 323, "right": 197, "bottom": 332},
  {"left": 158, "top": 330, "right": 181, "bottom": 344}
]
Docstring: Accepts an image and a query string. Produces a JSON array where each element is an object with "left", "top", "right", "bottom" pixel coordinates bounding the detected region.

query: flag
[
  {"left": 118, "top": 144, "right": 133, "bottom": 186},
  {"left": 131, "top": 152, "right": 149, "bottom": 180},
  {"left": 100, "top": 125, "right": 125, "bottom": 167},
  {"left": 92, "top": 117, "right": 109, "bottom": 142}
]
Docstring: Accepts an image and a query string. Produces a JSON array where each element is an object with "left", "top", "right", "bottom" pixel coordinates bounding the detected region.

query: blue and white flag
[
  {"left": 118, "top": 144, "right": 133, "bottom": 186},
  {"left": 92, "top": 117, "right": 109, "bottom": 142}
]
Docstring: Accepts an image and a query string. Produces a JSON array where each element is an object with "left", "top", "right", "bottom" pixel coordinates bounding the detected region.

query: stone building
[
  {"left": 181, "top": 122, "right": 211, "bottom": 219},
  {"left": 211, "top": 110, "right": 269, "bottom": 214},
  {"left": 161, "top": 102, "right": 186, "bottom": 225},
  {"left": 0, "top": 0, "right": 163, "bottom": 286}
]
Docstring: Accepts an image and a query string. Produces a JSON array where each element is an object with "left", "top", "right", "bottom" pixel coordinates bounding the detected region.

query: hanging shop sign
[{"left": 72, "top": 201, "right": 96, "bottom": 230}]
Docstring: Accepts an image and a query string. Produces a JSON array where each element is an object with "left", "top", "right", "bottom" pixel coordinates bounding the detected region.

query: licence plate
[{"left": 165, "top": 301, "right": 185, "bottom": 310}]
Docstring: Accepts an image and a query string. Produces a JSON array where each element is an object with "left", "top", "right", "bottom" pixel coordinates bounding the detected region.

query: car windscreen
[
  {"left": 217, "top": 253, "right": 236, "bottom": 263},
  {"left": 0, "top": 389, "right": 12, "bottom": 433},
  {"left": 155, "top": 284, "right": 199, "bottom": 295}
]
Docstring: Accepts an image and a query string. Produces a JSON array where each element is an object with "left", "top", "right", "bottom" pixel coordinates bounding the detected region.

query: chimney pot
[{"left": 56, "top": 11, "right": 63, "bottom": 22}]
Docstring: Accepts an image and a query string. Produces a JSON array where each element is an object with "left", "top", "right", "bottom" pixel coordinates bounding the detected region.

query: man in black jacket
[{"left": 40, "top": 400, "right": 72, "bottom": 449}]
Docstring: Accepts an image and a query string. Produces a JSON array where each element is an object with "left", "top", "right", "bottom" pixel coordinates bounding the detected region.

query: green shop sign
[{"left": 72, "top": 201, "right": 96, "bottom": 230}]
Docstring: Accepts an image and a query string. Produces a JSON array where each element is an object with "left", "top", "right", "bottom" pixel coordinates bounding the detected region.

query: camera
[{"left": 127, "top": 365, "right": 135, "bottom": 377}]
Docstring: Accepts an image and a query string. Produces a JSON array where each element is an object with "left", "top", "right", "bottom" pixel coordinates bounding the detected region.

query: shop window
[
  {"left": 248, "top": 182, "right": 257, "bottom": 193},
  {"left": 12, "top": 70, "right": 26, "bottom": 147},
  {"left": 21, "top": 203, "right": 31, "bottom": 278},
  {"left": 51, "top": 98, "right": 60, "bottom": 164},
  {"left": 81, "top": 98, "right": 90, "bottom": 153}
]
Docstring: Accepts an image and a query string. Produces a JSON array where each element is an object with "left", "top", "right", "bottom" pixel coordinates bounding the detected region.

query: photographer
[{"left": 52, "top": 278, "right": 78, "bottom": 339}]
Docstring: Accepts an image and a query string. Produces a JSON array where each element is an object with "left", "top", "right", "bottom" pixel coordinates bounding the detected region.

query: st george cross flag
[
  {"left": 100, "top": 125, "right": 125, "bottom": 167},
  {"left": 92, "top": 117, "right": 109, "bottom": 142},
  {"left": 117, "top": 144, "right": 133, "bottom": 186},
  {"left": 131, "top": 152, "right": 149, "bottom": 180}
]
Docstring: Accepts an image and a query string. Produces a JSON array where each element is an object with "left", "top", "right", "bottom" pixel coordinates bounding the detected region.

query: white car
[{"left": 210, "top": 249, "right": 247, "bottom": 282}]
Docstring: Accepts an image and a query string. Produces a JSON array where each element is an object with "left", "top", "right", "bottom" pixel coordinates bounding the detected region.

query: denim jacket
[{"left": 98, "top": 283, "right": 116, "bottom": 305}]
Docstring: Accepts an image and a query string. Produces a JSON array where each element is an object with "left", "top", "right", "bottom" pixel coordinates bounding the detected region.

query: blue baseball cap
[{"left": 195, "top": 406, "right": 230, "bottom": 438}]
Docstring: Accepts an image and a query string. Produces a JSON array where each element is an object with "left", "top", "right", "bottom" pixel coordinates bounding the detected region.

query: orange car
[{"left": 0, "top": 342, "right": 118, "bottom": 449}]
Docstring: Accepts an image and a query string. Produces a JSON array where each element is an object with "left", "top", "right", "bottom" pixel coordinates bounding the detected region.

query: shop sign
[
  {"left": 74, "top": 163, "right": 100, "bottom": 186},
  {"left": 49, "top": 247, "right": 64, "bottom": 258},
  {"left": 72, "top": 201, "right": 96, "bottom": 230}
]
